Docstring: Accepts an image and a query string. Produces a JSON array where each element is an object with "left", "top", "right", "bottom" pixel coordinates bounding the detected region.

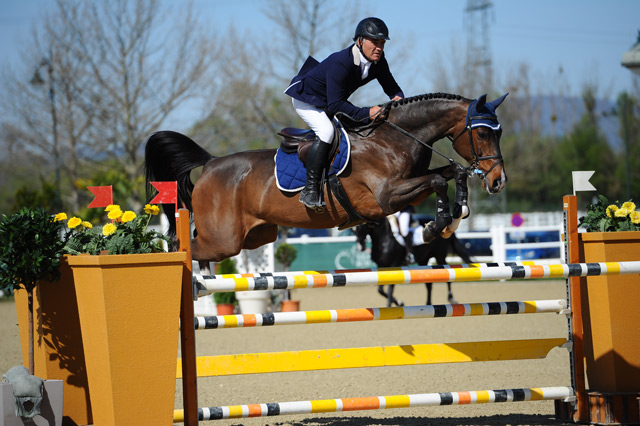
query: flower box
[
  {"left": 67, "top": 252, "right": 186, "bottom": 426},
  {"left": 579, "top": 231, "right": 640, "bottom": 392}
]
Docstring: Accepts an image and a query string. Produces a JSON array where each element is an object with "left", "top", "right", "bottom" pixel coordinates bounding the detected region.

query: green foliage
[
  {"left": 275, "top": 243, "right": 297, "bottom": 270},
  {"left": 615, "top": 91, "right": 640, "bottom": 199},
  {"left": 213, "top": 258, "right": 238, "bottom": 305},
  {"left": 579, "top": 195, "right": 640, "bottom": 232},
  {"left": 10, "top": 179, "right": 58, "bottom": 214},
  {"left": 0, "top": 207, "right": 65, "bottom": 293},
  {"left": 60, "top": 205, "right": 169, "bottom": 255},
  {"left": 213, "top": 291, "right": 237, "bottom": 305}
]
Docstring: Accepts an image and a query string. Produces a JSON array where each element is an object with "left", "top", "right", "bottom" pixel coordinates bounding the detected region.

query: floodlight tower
[
  {"left": 464, "top": 0, "right": 494, "bottom": 95},
  {"left": 464, "top": 1, "right": 507, "bottom": 217}
]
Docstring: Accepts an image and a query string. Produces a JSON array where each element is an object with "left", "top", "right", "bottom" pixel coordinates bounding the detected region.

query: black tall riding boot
[
  {"left": 403, "top": 233, "right": 415, "bottom": 265},
  {"left": 299, "top": 139, "right": 331, "bottom": 209}
]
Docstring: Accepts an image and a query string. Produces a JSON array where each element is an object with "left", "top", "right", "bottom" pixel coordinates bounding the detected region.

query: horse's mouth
[{"left": 481, "top": 170, "right": 507, "bottom": 194}]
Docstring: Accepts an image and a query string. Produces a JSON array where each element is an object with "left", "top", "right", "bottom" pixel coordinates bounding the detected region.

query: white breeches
[{"left": 292, "top": 98, "right": 334, "bottom": 143}]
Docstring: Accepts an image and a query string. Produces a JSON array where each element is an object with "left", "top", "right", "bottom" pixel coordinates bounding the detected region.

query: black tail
[
  {"left": 144, "top": 130, "right": 214, "bottom": 236},
  {"left": 448, "top": 234, "right": 473, "bottom": 264}
]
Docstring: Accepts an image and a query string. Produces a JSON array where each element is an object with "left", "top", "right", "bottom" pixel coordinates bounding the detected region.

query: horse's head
[{"left": 451, "top": 93, "right": 508, "bottom": 194}]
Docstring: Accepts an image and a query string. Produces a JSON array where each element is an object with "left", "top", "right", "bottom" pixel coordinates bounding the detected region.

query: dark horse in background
[
  {"left": 355, "top": 217, "right": 473, "bottom": 307},
  {"left": 145, "top": 92, "right": 507, "bottom": 262}
]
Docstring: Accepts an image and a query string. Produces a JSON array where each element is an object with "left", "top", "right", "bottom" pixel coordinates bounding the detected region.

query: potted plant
[
  {"left": 213, "top": 258, "right": 238, "bottom": 315},
  {"left": 577, "top": 195, "right": 640, "bottom": 393},
  {"left": 52, "top": 203, "right": 187, "bottom": 426},
  {"left": 275, "top": 242, "right": 299, "bottom": 311},
  {"left": 0, "top": 207, "right": 65, "bottom": 422}
]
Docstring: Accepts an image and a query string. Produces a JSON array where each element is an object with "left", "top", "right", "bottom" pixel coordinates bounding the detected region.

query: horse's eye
[{"left": 477, "top": 129, "right": 489, "bottom": 140}]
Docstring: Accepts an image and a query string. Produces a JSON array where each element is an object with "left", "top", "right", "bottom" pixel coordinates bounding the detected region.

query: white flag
[{"left": 572, "top": 171, "right": 597, "bottom": 195}]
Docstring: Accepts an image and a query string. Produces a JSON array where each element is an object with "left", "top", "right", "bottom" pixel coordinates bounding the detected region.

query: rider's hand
[
  {"left": 369, "top": 105, "right": 383, "bottom": 120},
  {"left": 391, "top": 95, "right": 403, "bottom": 102}
]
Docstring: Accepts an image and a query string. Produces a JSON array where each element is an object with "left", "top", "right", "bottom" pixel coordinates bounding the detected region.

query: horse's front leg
[
  {"left": 422, "top": 174, "right": 452, "bottom": 243},
  {"left": 442, "top": 165, "right": 470, "bottom": 239}
]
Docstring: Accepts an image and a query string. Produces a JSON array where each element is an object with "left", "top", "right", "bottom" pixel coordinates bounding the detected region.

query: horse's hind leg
[
  {"left": 378, "top": 285, "right": 403, "bottom": 307},
  {"left": 423, "top": 175, "right": 452, "bottom": 243},
  {"left": 446, "top": 281, "right": 457, "bottom": 304},
  {"left": 378, "top": 286, "right": 392, "bottom": 307}
]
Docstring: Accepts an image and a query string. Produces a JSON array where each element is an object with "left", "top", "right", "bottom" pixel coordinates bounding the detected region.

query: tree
[
  {"left": 1, "top": 0, "right": 217, "bottom": 213},
  {"left": 555, "top": 85, "right": 619, "bottom": 205},
  {"left": 190, "top": 28, "right": 299, "bottom": 155},
  {"left": 191, "top": 0, "right": 367, "bottom": 155},
  {"left": 615, "top": 90, "right": 640, "bottom": 200},
  {"left": 0, "top": 208, "right": 65, "bottom": 374}
]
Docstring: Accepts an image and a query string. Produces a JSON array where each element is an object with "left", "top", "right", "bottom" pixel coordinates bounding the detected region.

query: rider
[{"left": 285, "top": 17, "right": 404, "bottom": 209}]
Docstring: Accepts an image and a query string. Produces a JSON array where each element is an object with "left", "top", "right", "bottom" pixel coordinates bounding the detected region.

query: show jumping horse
[
  {"left": 354, "top": 217, "right": 473, "bottom": 307},
  {"left": 145, "top": 92, "right": 508, "bottom": 262}
]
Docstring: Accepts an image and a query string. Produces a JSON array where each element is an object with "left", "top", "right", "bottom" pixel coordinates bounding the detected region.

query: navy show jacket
[{"left": 285, "top": 44, "right": 404, "bottom": 122}]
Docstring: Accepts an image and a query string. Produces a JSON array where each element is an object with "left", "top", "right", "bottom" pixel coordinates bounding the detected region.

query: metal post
[
  {"left": 563, "top": 195, "right": 587, "bottom": 422},
  {"left": 177, "top": 209, "right": 198, "bottom": 425}
]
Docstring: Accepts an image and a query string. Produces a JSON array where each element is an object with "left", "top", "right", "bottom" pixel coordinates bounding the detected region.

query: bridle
[
  {"left": 447, "top": 117, "right": 504, "bottom": 182},
  {"left": 382, "top": 107, "right": 503, "bottom": 185}
]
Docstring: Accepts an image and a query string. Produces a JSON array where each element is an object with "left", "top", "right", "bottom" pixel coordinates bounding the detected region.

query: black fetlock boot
[{"left": 299, "top": 139, "right": 331, "bottom": 209}]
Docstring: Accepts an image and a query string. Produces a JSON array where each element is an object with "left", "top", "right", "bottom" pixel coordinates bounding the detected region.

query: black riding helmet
[{"left": 353, "top": 17, "right": 390, "bottom": 41}]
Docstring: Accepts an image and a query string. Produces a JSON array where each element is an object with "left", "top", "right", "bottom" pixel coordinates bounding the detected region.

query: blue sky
[{"left": 1, "top": 0, "right": 639, "bottom": 99}]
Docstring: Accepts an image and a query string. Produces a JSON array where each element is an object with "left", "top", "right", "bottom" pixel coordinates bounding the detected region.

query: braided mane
[{"left": 390, "top": 92, "right": 468, "bottom": 108}]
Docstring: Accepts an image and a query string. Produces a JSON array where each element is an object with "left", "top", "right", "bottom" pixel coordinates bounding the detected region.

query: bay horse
[
  {"left": 145, "top": 92, "right": 507, "bottom": 262},
  {"left": 354, "top": 217, "right": 473, "bottom": 307}
]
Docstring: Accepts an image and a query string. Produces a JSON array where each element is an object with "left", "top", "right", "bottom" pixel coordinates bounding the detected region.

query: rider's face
[{"left": 360, "top": 37, "right": 385, "bottom": 62}]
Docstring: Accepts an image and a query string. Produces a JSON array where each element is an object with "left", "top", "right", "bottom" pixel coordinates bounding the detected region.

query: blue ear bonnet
[{"left": 466, "top": 93, "right": 508, "bottom": 131}]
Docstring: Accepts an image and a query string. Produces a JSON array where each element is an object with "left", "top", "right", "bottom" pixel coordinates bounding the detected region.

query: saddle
[
  {"left": 277, "top": 123, "right": 342, "bottom": 165},
  {"left": 276, "top": 119, "right": 372, "bottom": 229}
]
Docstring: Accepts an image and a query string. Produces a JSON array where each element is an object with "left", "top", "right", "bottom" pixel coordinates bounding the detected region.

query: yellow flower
[
  {"left": 68, "top": 217, "right": 82, "bottom": 228},
  {"left": 107, "top": 208, "right": 123, "bottom": 220},
  {"left": 121, "top": 211, "right": 137, "bottom": 223},
  {"left": 144, "top": 204, "right": 160, "bottom": 215},
  {"left": 102, "top": 223, "right": 117, "bottom": 236},
  {"left": 622, "top": 201, "right": 636, "bottom": 212},
  {"left": 606, "top": 205, "right": 618, "bottom": 218},
  {"left": 614, "top": 208, "right": 629, "bottom": 218},
  {"left": 631, "top": 211, "right": 640, "bottom": 225},
  {"left": 54, "top": 212, "right": 67, "bottom": 222},
  {"left": 105, "top": 204, "right": 121, "bottom": 212},
  {"left": 82, "top": 221, "right": 93, "bottom": 229}
]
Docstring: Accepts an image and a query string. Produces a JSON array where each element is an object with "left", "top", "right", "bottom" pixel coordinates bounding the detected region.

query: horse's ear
[
  {"left": 475, "top": 94, "right": 487, "bottom": 109},
  {"left": 488, "top": 93, "right": 509, "bottom": 110}
]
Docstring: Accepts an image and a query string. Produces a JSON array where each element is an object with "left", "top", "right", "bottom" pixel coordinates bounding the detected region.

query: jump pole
[
  {"left": 176, "top": 386, "right": 573, "bottom": 421},
  {"left": 562, "top": 194, "right": 588, "bottom": 422},
  {"left": 177, "top": 208, "right": 198, "bottom": 426},
  {"left": 197, "top": 261, "right": 640, "bottom": 293},
  {"left": 194, "top": 299, "right": 568, "bottom": 329}
]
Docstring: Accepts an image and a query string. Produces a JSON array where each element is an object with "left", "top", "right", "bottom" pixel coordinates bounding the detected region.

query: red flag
[
  {"left": 150, "top": 181, "right": 178, "bottom": 204},
  {"left": 87, "top": 186, "right": 113, "bottom": 208}
]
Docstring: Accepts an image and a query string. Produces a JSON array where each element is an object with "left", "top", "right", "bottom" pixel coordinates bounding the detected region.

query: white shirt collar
[{"left": 357, "top": 47, "right": 372, "bottom": 79}]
